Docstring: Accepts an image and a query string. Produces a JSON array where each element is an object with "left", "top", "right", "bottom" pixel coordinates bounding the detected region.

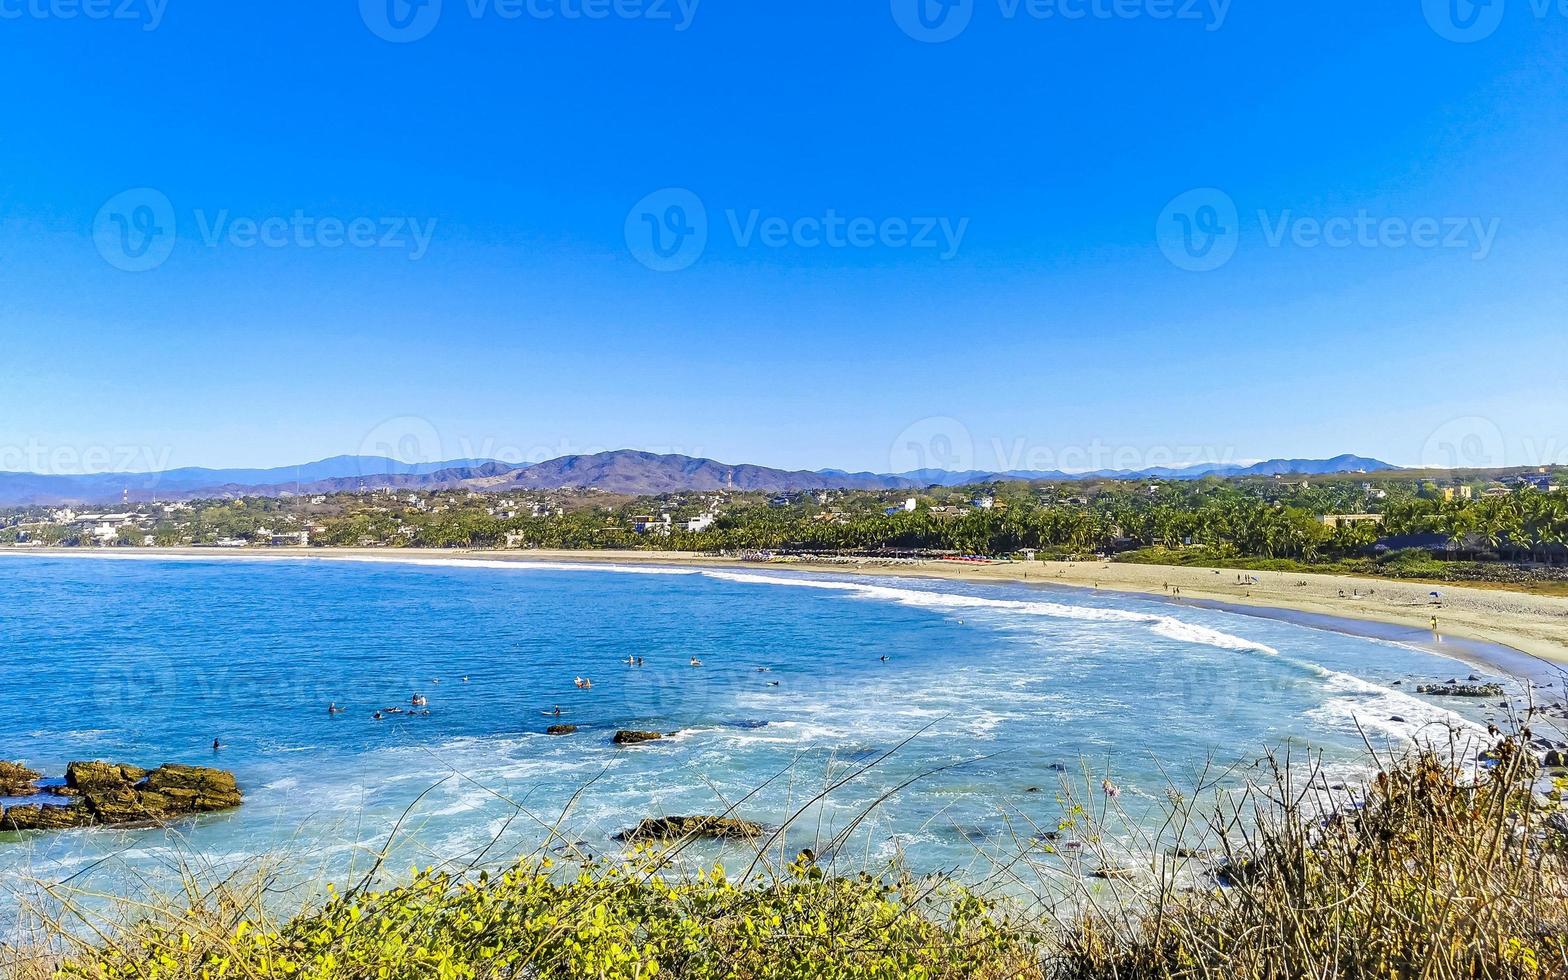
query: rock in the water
[
  {"left": 138, "top": 765, "right": 243, "bottom": 816},
  {"left": 615, "top": 815, "right": 765, "bottom": 843},
  {"left": 1, "top": 803, "right": 95, "bottom": 831},
  {"left": 1416, "top": 683, "right": 1505, "bottom": 698},
  {"left": 1092, "top": 866, "right": 1136, "bottom": 880},
  {"left": 1, "top": 762, "right": 241, "bottom": 833},
  {"left": 613, "top": 730, "right": 663, "bottom": 745},
  {"left": 1545, "top": 750, "right": 1568, "bottom": 768},
  {"left": 546, "top": 724, "right": 578, "bottom": 736},
  {"left": 66, "top": 761, "right": 147, "bottom": 792},
  {"left": 0, "top": 762, "right": 41, "bottom": 797}
]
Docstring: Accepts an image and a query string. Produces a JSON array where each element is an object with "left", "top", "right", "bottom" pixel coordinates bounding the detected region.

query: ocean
[{"left": 0, "top": 552, "right": 1514, "bottom": 913}]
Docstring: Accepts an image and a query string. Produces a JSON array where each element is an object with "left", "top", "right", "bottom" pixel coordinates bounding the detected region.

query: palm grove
[{"left": 13, "top": 475, "right": 1563, "bottom": 571}]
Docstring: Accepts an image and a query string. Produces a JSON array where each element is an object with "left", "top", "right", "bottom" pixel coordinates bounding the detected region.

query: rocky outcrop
[
  {"left": 613, "top": 730, "right": 664, "bottom": 745},
  {"left": 546, "top": 724, "right": 578, "bottom": 736},
  {"left": 1416, "top": 683, "right": 1505, "bottom": 698},
  {"left": 0, "top": 762, "right": 41, "bottom": 797},
  {"left": 0, "top": 803, "right": 95, "bottom": 831},
  {"left": 615, "top": 815, "right": 766, "bottom": 843},
  {"left": 0, "top": 762, "right": 241, "bottom": 833}
]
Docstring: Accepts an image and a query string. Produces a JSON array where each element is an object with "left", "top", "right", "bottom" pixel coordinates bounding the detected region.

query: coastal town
[{"left": 5, "top": 467, "right": 1565, "bottom": 585}]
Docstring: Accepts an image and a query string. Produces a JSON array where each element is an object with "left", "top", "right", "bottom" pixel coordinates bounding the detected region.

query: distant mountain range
[{"left": 0, "top": 451, "right": 1401, "bottom": 506}]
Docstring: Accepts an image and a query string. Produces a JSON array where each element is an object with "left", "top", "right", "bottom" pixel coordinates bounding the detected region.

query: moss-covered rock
[
  {"left": 0, "top": 803, "right": 95, "bottom": 831},
  {"left": 0, "top": 761, "right": 41, "bottom": 796},
  {"left": 66, "top": 761, "right": 147, "bottom": 792},
  {"left": 615, "top": 815, "right": 765, "bottom": 843},
  {"left": 612, "top": 730, "right": 663, "bottom": 745},
  {"left": 1, "top": 762, "right": 242, "bottom": 834}
]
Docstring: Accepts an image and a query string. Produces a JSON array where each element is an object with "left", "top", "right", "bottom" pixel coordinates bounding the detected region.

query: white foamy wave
[
  {"left": 1306, "top": 668, "right": 1488, "bottom": 746},
  {"left": 1149, "top": 618, "right": 1277, "bottom": 652},
  {"left": 698, "top": 570, "right": 1280, "bottom": 655},
  {"left": 0, "top": 550, "right": 699, "bottom": 578},
  {"left": 329, "top": 556, "right": 697, "bottom": 578}
]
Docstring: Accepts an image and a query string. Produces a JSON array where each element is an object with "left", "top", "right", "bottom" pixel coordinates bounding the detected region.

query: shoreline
[{"left": 7, "top": 545, "right": 1567, "bottom": 685}]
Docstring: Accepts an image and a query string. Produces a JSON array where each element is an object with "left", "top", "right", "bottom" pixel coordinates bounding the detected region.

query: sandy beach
[{"left": 15, "top": 546, "right": 1568, "bottom": 680}]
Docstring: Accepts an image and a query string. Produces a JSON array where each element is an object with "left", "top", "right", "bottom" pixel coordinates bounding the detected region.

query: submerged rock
[
  {"left": 546, "top": 724, "right": 578, "bottom": 736},
  {"left": 1, "top": 762, "right": 241, "bottom": 833},
  {"left": 0, "top": 762, "right": 41, "bottom": 797},
  {"left": 615, "top": 815, "right": 765, "bottom": 843},
  {"left": 612, "top": 730, "right": 664, "bottom": 745}
]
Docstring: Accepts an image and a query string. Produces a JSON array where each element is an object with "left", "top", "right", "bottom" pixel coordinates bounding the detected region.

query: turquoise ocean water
[{"left": 0, "top": 553, "right": 1513, "bottom": 911}]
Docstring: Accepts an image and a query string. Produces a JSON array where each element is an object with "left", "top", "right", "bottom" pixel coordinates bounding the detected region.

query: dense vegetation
[
  {"left": 6, "top": 472, "right": 1568, "bottom": 572},
  {"left": 11, "top": 733, "right": 1564, "bottom": 979},
  {"left": 304, "top": 480, "right": 1568, "bottom": 562}
]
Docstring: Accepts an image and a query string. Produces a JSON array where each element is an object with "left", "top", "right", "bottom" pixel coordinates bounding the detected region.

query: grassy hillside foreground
[{"left": 6, "top": 735, "right": 1566, "bottom": 979}]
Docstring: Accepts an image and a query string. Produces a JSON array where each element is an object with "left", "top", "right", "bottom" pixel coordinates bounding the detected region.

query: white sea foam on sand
[{"left": 697, "top": 570, "right": 1282, "bottom": 655}]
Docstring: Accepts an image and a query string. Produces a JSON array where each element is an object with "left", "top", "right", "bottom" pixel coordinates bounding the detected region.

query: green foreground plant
[{"left": 6, "top": 734, "right": 1567, "bottom": 979}]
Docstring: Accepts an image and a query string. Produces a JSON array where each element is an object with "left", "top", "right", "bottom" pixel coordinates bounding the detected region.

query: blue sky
[{"left": 0, "top": 0, "right": 1563, "bottom": 475}]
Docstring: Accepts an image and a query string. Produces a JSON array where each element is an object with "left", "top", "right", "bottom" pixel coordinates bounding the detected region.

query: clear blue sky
[{"left": 1, "top": 1, "right": 1563, "bottom": 475}]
